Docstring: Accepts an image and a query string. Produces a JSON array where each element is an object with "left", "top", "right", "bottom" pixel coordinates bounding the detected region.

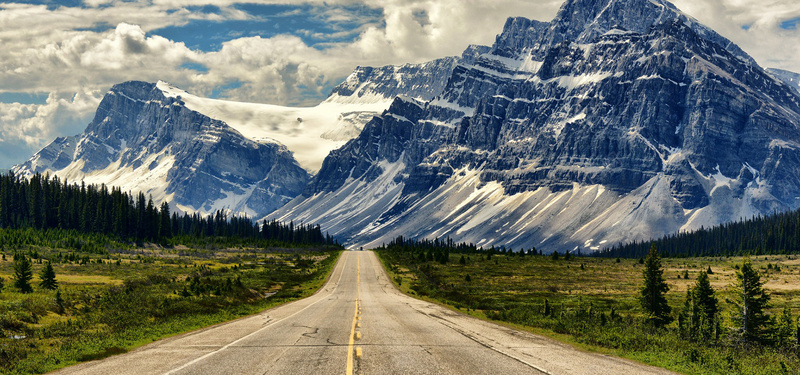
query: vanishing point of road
[{"left": 52, "top": 250, "right": 674, "bottom": 375}]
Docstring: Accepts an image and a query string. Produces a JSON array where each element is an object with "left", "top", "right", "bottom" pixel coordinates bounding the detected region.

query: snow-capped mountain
[
  {"left": 269, "top": 0, "right": 800, "bottom": 252},
  {"left": 14, "top": 81, "right": 310, "bottom": 217},
  {"left": 13, "top": 55, "right": 462, "bottom": 218},
  {"left": 769, "top": 68, "right": 800, "bottom": 95}
]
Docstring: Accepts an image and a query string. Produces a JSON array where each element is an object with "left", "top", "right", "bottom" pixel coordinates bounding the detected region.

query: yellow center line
[{"left": 346, "top": 255, "right": 361, "bottom": 375}]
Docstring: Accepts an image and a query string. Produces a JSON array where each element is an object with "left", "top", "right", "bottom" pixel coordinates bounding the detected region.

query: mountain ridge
[{"left": 269, "top": 0, "right": 800, "bottom": 252}]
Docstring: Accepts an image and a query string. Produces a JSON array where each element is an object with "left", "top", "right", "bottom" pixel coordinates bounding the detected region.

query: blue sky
[{"left": 0, "top": 0, "right": 799, "bottom": 170}]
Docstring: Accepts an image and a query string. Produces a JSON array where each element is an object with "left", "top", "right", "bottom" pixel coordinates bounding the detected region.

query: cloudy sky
[{"left": 1, "top": 0, "right": 799, "bottom": 169}]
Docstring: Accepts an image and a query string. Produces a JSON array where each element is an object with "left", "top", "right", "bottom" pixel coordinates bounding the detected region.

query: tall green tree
[
  {"left": 729, "top": 258, "right": 771, "bottom": 344},
  {"left": 776, "top": 307, "right": 795, "bottom": 347},
  {"left": 680, "top": 270, "right": 719, "bottom": 341},
  {"left": 159, "top": 201, "right": 171, "bottom": 239},
  {"left": 640, "top": 244, "right": 672, "bottom": 327},
  {"left": 692, "top": 270, "right": 719, "bottom": 341},
  {"left": 39, "top": 261, "right": 58, "bottom": 290},
  {"left": 12, "top": 253, "right": 33, "bottom": 293}
]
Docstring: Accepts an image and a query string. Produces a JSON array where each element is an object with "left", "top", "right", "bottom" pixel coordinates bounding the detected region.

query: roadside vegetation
[
  {"left": 377, "top": 238, "right": 800, "bottom": 374},
  {"left": 0, "top": 172, "right": 343, "bottom": 374},
  {"left": 0, "top": 228, "right": 341, "bottom": 374}
]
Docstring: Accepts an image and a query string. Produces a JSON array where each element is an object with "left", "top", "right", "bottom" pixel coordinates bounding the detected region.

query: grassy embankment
[
  {"left": 377, "top": 250, "right": 800, "bottom": 374},
  {"left": 0, "top": 228, "right": 342, "bottom": 374}
]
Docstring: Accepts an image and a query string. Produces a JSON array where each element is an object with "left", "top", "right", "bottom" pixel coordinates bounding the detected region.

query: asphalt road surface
[{"left": 52, "top": 250, "right": 675, "bottom": 375}]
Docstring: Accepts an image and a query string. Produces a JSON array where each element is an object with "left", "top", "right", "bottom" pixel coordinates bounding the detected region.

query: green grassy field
[
  {"left": 0, "top": 242, "right": 341, "bottom": 374},
  {"left": 377, "top": 250, "right": 800, "bottom": 374}
]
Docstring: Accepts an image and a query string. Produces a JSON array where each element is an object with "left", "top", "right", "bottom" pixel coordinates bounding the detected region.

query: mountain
[
  {"left": 769, "top": 68, "right": 800, "bottom": 95},
  {"left": 269, "top": 0, "right": 800, "bottom": 252},
  {"left": 13, "top": 55, "right": 464, "bottom": 218},
  {"left": 14, "top": 81, "right": 310, "bottom": 217}
]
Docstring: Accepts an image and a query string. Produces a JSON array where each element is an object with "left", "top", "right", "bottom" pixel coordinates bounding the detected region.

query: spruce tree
[
  {"left": 13, "top": 253, "right": 33, "bottom": 293},
  {"left": 39, "top": 261, "right": 58, "bottom": 290},
  {"left": 694, "top": 271, "right": 719, "bottom": 340},
  {"left": 640, "top": 244, "right": 672, "bottom": 327},
  {"left": 776, "top": 307, "right": 795, "bottom": 347},
  {"left": 159, "top": 201, "right": 171, "bottom": 239},
  {"left": 55, "top": 289, "right": 65, "bottom": 314},
  {"left": 730, "top": 258, "right": 771, "bottom": 344}
]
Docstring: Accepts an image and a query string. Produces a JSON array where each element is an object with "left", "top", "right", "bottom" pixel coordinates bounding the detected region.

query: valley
[{"left": 3, "top": 0, "right": 800, "bottom": 373}]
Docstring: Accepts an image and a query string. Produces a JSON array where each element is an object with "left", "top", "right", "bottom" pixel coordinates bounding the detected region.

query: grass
[
  {"left": 377, "top": 250, "right": 800, "bottom": 374},
  {"left": 0, "top": 244, "right": 342, "bottom": 374}
]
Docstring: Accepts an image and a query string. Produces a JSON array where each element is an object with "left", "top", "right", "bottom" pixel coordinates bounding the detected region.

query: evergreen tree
[
  {"left": 159, "top": 201, "right": 171, "bottom": 239},
  {"left": 55, "top": 289, "right": 65, "bottom": 314},
  {"left": 12, "top": 253, "right": 34, "bottom": 293},
  {"left": 692, "top": 271, "right": 719, "bottom": 341},
  {"left": 776, "top": 307, "right": 795, "bottom": 347},
  {"left": 0, "top": 276, "right": 4, "bottom": 291},
  {"left": 679, "top": 289, "right": 693, "bottom": 338},
  {"left": 730, "top": 258, "right": 771, "bottom": 344},
  {"left": 640, "top": 244, "right": 672, "bottom": 327},
  {"left": 39, "top": 261, "right": 58, "bottom": 290},
  {"left": 681, "top": 271, "right": 719, "bottom": 341}
]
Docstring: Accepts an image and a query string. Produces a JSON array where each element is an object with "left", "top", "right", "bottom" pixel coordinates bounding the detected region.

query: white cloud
[
  {"left": 0, "top": 0, "right": 798, "bottom": 169},
  {"left": 0, "top": 90, "right": 103, "bottom": 168},
  {"left": 671, "top": 0, "right": 800, "bottom": 71}
]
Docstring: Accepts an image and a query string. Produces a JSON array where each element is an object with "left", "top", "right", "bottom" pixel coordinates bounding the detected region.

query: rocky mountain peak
[
  {"left": 15, "top": 80, "right": 310, "bottom": 218},
  {"left": 270, "top": 0, "right": 800, "bottom": 253}
]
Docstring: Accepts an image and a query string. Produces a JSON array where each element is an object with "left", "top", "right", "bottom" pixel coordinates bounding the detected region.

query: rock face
[
  {"left": 13, "top": 53, "right": 468, "bottom": 218},
  {"left": 14, "top": 81, "right": 310, "bottom": 217},
  {"left": 769, "top": 68, "right": 800, "bottom": 95},
  {"left": 270, "top": 0, "right": 800, "bottom": 252}
]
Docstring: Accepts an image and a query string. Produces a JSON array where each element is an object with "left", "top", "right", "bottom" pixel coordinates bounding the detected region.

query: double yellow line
[{"left": 346, "top": 255, "right": 362, "bottom": 375}]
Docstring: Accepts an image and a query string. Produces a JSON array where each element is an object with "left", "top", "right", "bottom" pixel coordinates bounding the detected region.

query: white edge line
[{"left": 163, "top": 252, "right": 351, "bottom": 375}]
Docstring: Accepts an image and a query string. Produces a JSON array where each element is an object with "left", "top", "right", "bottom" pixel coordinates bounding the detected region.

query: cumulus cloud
[
  {"left": 671, "top": 0, "right": 800, "bottom": 71},
  {"left": 0, "top": 90, "right": 103, "bottom": 169},
  {"left": 0, "top": 0, "right": 798, "bottom": 169}
]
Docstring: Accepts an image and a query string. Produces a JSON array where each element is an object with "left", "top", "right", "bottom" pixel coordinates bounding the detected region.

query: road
[{"left": 52, "top": 250, "right": 675, "bottom": 375}]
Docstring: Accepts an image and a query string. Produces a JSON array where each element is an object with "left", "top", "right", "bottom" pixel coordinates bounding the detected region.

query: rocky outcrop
[
  {"left": 271, "top": 0, "right": 800, "bottom": 252},
  {"left": 15, "top": 81, "right": 309, "bottom": 217}
]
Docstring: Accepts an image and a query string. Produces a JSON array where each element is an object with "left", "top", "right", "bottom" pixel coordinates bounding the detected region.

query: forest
[
  {"left": 597, "top": 207, "right": 800, "bottom": 258},
  {"left": 0, "top": 172, "right": 337, "bottom": 247}
]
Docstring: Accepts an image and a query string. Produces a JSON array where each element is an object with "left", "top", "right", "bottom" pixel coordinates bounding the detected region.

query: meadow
[
  {"left": 0, "top": 230, "right": 341, "bottom": 374},
  {"left": 378, "top": 249, "right": 800, "bottom": 374}
]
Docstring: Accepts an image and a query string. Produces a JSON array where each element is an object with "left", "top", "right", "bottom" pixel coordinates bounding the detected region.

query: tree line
[
  {"left": 0, "top": 172, "right": 337, "bottom": 246},
  {"left": 597, "top": 207, "right": 800, "bottom": 258}
]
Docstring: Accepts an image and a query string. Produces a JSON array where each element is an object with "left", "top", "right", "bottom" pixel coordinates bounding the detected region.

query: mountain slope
[
  {"left": 14, "top": 81, "right": 310, "bottom": 217},
  {"left": 13, "top": 55, "right": 464, "bottom": 218},
  {"left": 270, "top": 0, "right": 800, "bottom": 252}
]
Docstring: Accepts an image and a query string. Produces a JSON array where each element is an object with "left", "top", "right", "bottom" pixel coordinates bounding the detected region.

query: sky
[{"left": 1, "top": 0, "right": 799, "bottom": 170}]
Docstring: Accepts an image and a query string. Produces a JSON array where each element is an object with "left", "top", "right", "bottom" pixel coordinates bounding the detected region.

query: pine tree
[
  {"left": 640, "top": 244, "right": 672, "bottom": 327},
  {"left": 159, "top": 201, "right": 171, "bottom": 239},
  {"left": 776, "top": 307, "right": 795, "bottom": 347},
  {"left": 679, "top": 289, "right": 693, "bottom": 338},
  {"left": 692, "top": 272, "right": 719, "bottom": 341},
  {"left": 730, "top": 258, "right": 771, "bottom": 344},
  {"left": 39, "top": 261, "right": 58, "bottom": 290},
  {"left": 13, "top": 253, "right": 33, "bottom": 293},
  {"left": 55, "top": 289, "right": 65, "bottom": 314},
  {"left": 0, "top": 275, "right": 4, "bottom": 291}
]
